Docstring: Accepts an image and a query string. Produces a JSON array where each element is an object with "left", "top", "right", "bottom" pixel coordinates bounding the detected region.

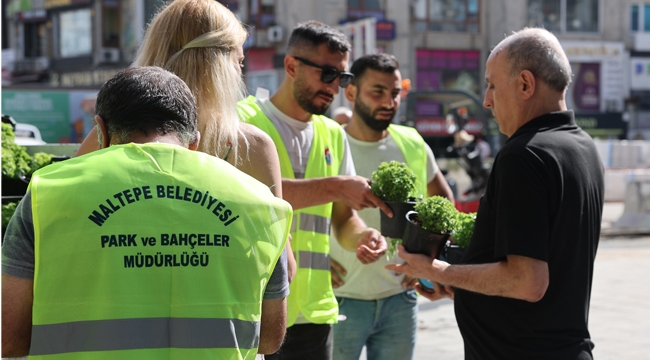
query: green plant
[
  {"left": 28, "top": 152, "right": 54, "bottom": 176},
  {"left": 371, "top": 161, "right": 418, "bottom": 202},
  {"left": 2, "top": 123, "right": 32, "bottom": 178},
  {"left": 453, "top": 212, "right": 476, "bottom": 248},
  {"left": 2, "top": 123, "right": 55, "bottom": 179},
  {"left": 2, "top": 202, "right": 18, "bottom": 235},
  {"left": 387, "top": 238, "right": 402, "bottom": 258},
  {"left": 413, "top": 196, "right": 457, "bottom": 234}
]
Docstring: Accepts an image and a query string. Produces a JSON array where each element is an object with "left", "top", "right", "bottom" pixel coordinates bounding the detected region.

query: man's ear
[
  {"left": 344, "top": 83, "right": 357, "bottom": 104},
  {"left": 284, "top": 55, "right": 298, "bottom": 80},
  {"left": 188, "top": 131, "right": 200, "bottom": 151},
  {"left": 95, "top": 115, "right": 110, "bottom": 149},
  {"left": 519, "top": 70, "right": 536, "bottom": 100}
]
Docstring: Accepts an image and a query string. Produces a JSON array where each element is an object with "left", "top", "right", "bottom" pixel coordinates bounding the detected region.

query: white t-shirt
[
  {"left": 330, "top": 131, "right": 440, "bottom": 300},
  {"left": 255, "top": 98, "right": 355, "bottom": 178}
]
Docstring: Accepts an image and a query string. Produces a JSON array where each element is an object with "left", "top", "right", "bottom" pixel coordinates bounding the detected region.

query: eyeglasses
[{"left": 293, "top": 56, "right": 354, "bottom": 88}]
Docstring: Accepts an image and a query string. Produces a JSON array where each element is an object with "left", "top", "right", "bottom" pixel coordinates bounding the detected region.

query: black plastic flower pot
[
  {"left": 402, "top": 211, "right": 450, "bottom": 258},
  {"left": 380, "top": 200, "right": 417, "bottom": 238},
  {"left": 444, "top": 243, "right": 465, "bottom": 265}
]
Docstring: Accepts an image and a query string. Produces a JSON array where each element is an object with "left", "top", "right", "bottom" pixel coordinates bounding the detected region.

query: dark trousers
[{"left": 265, "top": 323, "right": 333, "bottom": 360}]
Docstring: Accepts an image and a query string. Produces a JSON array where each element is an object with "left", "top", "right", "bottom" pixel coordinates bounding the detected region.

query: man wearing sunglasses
[{"left": 239, "top": 21, "right": 391, "bottom": 360}]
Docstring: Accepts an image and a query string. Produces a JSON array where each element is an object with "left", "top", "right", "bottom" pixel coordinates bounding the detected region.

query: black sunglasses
[{"left": 293, "top": 56, "right": 354, "bottom": 88}]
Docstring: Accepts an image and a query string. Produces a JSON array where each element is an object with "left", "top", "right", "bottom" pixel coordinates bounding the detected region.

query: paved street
[{"left": 408, "top": 202, "right": 650, "bottom": 360}]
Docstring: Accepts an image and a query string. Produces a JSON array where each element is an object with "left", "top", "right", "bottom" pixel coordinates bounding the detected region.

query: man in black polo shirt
[{"left": 387, "top": 28, "right": 604, "bottom": 360}]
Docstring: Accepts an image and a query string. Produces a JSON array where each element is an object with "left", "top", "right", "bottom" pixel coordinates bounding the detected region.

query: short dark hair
[
  {"left": 349, "top": 53, "right": 399, "bottom": 85},
  {"left": 94, "top": 67, "right": 198, "bottom": 145},
  {"left": 287, "top": 20, "right": 351, "bottom": 54}
]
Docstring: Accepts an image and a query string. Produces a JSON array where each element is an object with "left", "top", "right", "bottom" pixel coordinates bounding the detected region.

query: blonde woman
[
  {"left": 76, "top": 0, "right": 278, "bottom": 194},
  {"left": 75, "top": 0, "right": 294, "bottom": 354}
]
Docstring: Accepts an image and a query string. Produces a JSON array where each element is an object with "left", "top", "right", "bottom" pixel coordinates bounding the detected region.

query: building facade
[{"left": 2, "top": 0, "right": 649, "bottom": 144}]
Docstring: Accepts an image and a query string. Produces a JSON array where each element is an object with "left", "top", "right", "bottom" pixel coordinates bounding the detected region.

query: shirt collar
[{"left": 507, "top": 110, "right": 576, "bottom": 143}]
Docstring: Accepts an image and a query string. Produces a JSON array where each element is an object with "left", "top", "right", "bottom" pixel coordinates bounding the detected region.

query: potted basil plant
[
  {"left": 371, "top": 161, "right": 420, "bottom": 240},
  {"left": 445, "top": 212, "right": 476, "bottom": 265},
  {"left": 402, "top": 196, "right": 457, "bottom": 258},
  {"left": 402, "top": 196, "right": 457, "bottom": 290}
]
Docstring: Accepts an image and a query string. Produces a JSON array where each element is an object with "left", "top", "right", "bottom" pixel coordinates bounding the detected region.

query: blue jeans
[{"left": 333, "top": 290, "right": 417, "bottom": 360}]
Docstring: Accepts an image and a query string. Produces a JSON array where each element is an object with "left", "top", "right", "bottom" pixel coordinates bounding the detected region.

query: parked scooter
[{"left": 445, "top": 109, "right": 491, "bottom": 213}]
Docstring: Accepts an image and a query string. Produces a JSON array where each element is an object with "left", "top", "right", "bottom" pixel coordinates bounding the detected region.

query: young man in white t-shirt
[{"left": 330, "top": 53, "right": 454, "bottom": 360}]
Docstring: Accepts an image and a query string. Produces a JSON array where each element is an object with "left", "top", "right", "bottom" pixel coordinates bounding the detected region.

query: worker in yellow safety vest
[
  {"left": 2, "top": 67, "right": 293, "bottom": 360},
  {"left": 238, "top": 21, "right": 391, "bottom": 360}
]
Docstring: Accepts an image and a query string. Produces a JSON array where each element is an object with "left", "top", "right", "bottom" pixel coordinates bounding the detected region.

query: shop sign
[
  {"left": 14, "top": 9, "right": 47, "bottom": 22},
  {"left": 50, "top": 69, "right": 120, "bottom": 87},
  {"left": 2, "top": 89, "right": 99, "bottom": 143},
  {"left": 631, "top": 58, "right": 650, "bottom": 90},
  {"left": 415, "top": 118, "right": 483, "bottom": 136},
  {"left": 575, "top": 112, "right": 626, "bottom": 137},
  {"left": 562, "top": 41, "right": 627, "bottom": 112},
  {"left": 562, "top": 42, "right": 624, "bottom": 60},
  {"left": 45, "top": 0, "right": 91, "bottom": 10},
  {"left": 7, "top": 0, "right": 33, "bottom": 18},
  {"left": 376, "top": 20, "right": 396, "bottom": 41}
]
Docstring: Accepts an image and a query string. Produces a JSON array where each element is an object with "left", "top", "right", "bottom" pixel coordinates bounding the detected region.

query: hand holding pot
[
  {"left": 415, "top": 282, "right": 454, "bottom": 301},
  {"left": 337, "top": 176, "right": 393, "bottom": 217},
  {"left": 356, "top": 228, "right": 387, "bottom": 264},
  {"left": 385, "top": 245, "right": 449, "bottom": 284}
]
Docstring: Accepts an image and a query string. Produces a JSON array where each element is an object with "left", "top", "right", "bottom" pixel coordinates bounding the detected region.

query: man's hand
[
  {"left": 330, "top": 258, "right": 347, "bottom": 288},
  {"left": 385, "top": 245, "right": 449, "bottom": 281},
  {"left": 401, "top": 275, "right": 418, "bottom": 290},
  {"left": 356, "top": 228, "right": 387, "bottom": 264},
  {"left": 337, "top": 176, "right": 393, "bottom": 217},
  {"left": 415, "top": 282, "right": 455, "bottom": 301},
  {"left": 286, "top": 235, "right": 296, "bottom": 284}
]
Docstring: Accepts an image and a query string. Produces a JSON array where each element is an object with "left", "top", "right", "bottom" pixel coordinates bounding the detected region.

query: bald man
[{"left": 387, "top": 28, "right": 603, "bottom": 360}]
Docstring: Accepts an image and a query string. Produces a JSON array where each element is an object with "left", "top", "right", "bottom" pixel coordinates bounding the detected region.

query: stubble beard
[
  {"left": 293, "top": 77, "right": 332, "bottom": 115},
  {"left": 354, "top": 96, "right": 394, "bottom": 132}
]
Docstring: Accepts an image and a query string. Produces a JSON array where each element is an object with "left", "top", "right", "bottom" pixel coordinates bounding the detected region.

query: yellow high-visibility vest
[
  {"left": 29, "top": 143, "right": 292, "bottom": 360},
  {"left": 388, "top": 124, "right": 429, "bottom": 197},
  {"left": 239, "top": 96, "right": 343, "bottom": 326}
]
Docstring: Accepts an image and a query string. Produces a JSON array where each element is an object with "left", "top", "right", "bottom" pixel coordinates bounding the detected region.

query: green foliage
[
  {"left": 2, "top": 123, "right": 54, "bottom": 179},
  {"left": 413, "top": 196, "right": 457, "bottom": 234},
  {"left": 387, "top": 237, "right": 402, "bottom": 259},
  {"left": 453, "top": 212, "right": 476, "bottom": 248},
  {"left": 2, "top": 123, "right": 32, "bottom": 178},
  {"left": 28, "top": 152, "right": 54, "bottom": 176},
  {"left": 371, "top": 161, "right": 418, "bottom": 202},
  {"left": 2, "top": 122, "right": 15, "bottom": 144},
  {"left": 2, "top": 202, "right": 18, "bottom": 235}
]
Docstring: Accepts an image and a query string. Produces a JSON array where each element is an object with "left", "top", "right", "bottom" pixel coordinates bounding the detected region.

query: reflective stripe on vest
[
  {"left": 239, "top": 96, "right": 342, "bottom": 326},
  {"left": 298, "top": 251, "right": 330, "bottom": 270},
  {"left": 30, "top": 318, "right": 260, "bottom": 355},
  {"left": 290, "top": 213, "right": 331, "bottom": 235},
  {"left": 387, "top": 125, "right": 428, "bottom": 197}
]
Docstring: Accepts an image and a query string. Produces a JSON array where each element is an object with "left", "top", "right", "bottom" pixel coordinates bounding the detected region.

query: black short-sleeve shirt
[{"left": 455, "top": 111, "right": 604, "bottom": 360}]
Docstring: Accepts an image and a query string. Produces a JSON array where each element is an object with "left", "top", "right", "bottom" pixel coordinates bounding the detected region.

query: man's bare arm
[
  {"left": 75, "top": 126, "right": 100, "bottom": 157},
  {"left": 258, "top": 298, "right": 287, "bottom": 354},
  {"left": 427, "top": 169, "right": 455, "bottom": 203},
  {"left": 282, "top": 176, "right": 392, "bottom": 216},
  {"left": 331, "top": 201, "right": 386, "bottom": 264},
  {"left": 2, "top": 274, "right": 33, "bottom": 358},
  {"left": 387, "top": 247, "right": 549, "bottom": 302}
]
